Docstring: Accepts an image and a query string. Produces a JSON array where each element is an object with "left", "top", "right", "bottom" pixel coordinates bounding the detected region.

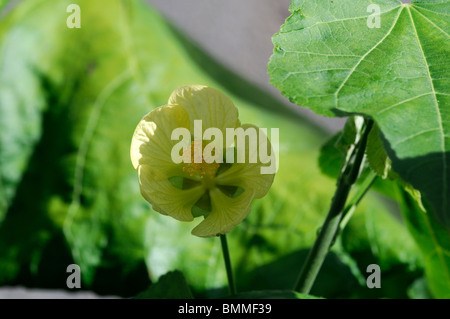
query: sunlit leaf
[{"left": 269, "top": 0, "right": 450, "bottom": 227}]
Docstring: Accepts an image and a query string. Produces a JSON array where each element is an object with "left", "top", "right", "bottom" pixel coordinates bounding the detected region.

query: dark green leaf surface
[
  {"left": 399, "top": 188, "right": 450, "bottom": 298},
  {"left": 269, "top": 0, "right": 450, "bottom": 228},
  {"left": 134, "top": 271, "right": 193, "bottom": 299},
  {"left": 341, "top": 205, "right": 424, "bottom": 298},
  {"left": 407, "top": 277, "right": 433, "bottom": 299}
]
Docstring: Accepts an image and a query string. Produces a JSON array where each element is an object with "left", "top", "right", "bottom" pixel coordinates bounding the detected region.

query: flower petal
[
  {"left": 138, "top": 165, "right": 204, "bottom": 222},
  {"left": 215, "top": 124, "right": 276, "bottom": 198},
  {"left": 130, "top": 104, "right": 190, "bottom": 179},
  {"left": 168, "top": 85, "right": 240, "bottom": 135},
  {"left": 191, "top": 187, "right": 254, "bottom": 237}
]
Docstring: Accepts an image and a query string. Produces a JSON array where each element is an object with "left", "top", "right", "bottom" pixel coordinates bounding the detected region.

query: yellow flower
[{"left": 130, "top": 85, "right": 275, "bottom": 237}]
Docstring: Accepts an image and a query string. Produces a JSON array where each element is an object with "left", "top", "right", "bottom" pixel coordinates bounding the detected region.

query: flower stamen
[{"left": 182, "top": 141, "right": 220, "bottom": 178}]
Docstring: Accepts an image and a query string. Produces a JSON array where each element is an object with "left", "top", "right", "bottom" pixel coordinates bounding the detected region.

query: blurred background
[
  {"left": 0, "top": 0, "right": 438, "bottom": 299},
  {"left": 148, "top": 0, "right": 345, "bottom": 132}
]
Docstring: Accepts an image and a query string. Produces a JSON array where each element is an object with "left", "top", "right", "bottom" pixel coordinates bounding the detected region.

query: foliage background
[{"left": 0, "top": 0, "right": 446, "bottom": 298}]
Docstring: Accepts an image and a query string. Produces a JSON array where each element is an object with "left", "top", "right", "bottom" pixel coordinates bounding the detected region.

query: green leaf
[
  {"left": 318, "top": 132, "right": 343, "bottom": 179},
  {"left": 0, "top": 0, "right": 53, "bottom": 223},
  {"left": 366, "top": 125, "right": 391, "bottom": 179},
  {"left": 268, "top": 0, "right": 450, "bottom": 228},
  {"left": 340, "top": 205, "right": 423, "bottom": 298},
  {"left": 366, "top": 125, "right": 426, "bottom": 210},
  {"left": 407, "top": 277, "right": 433, "bottom": 299},
  {"left": 318, "top": 123, "right": 398, "bottom": 200},
  {"left": 318, "top": 116, "right": 365, "bottom": 179},
  {"left": 230, "top": 290, "right": 323, "bottom": 299},
  {"left": 134, "top": 271, "right": 193, "bottom": 299},
  {"left": 398, "top": 187, "right": 450, "bottom": 298}
]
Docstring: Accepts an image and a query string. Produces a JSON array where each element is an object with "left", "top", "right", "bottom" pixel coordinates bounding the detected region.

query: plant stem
[
  {"left": 338, "top": 170, "right": 378, "bottom": 235},
  {"left": 220, "top": 234, "right": 236, "bottom": 295},
  {"left": 294, "top": 118, "right": 374, "bottom": 294}
]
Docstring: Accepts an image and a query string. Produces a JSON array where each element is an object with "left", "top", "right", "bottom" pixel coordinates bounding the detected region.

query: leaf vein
[
  {"left": 412, "top": 5, "right": 450, "bottom": 17},
  {"left": 280, "top": 6, "right": 401, "bottom": 35},
  {"left": 411, "top": 6, "right": 450, "bottom": 38},
  {"left": 282, "top": 50, "right": 362, "bottom": 57},
  {"left": 377, "top": 92, "right": 432, "bottom": 114},
  {"left": 392, "top": 128, "right": 440, "bottom": 147},
  {"left": 63, "top": 71, "right": 131, "bottom": 241},
  {"left": 284, "top": 68, "right": 352, "bottom": 78},
  {"left": 408, "top": 6, "right": 448, "bottom": 215},
  {"left": 335, "top": 7, "right": 404, "bottom": 108}
]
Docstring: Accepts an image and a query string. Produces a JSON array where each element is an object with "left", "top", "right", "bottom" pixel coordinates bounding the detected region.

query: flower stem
[
  {"left": 294, "top": 118, "right": 374, "bottom": 294},
  {"left": 220, "top": 234, "right": 236, "bottom": 295}
]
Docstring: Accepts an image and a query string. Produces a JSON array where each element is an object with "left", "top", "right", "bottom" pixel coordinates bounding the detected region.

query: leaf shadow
[{"left": 380, "top": 130, "right": 450, "bottom": 228}]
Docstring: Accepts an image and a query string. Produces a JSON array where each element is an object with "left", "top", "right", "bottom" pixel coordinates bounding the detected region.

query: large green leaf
[
  {"left": 268, "top": 0, "right": 450, "bottom": 228},
  {"left": 0, "top": 0, "right": 53, "bottom": 223},
  {"left": 0, "top": 0, "right": 423, "bottom": 298}
]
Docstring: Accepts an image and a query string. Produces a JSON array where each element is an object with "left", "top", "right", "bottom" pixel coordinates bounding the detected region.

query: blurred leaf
[
  {"left": 0, "top": 0, "right": 10, "bottom": 14},
  {"left": 134, "top": 271, "right": 193, "bottom": 299},
  {"left": 318, "top": 133, "right": 342, "bottom": 179},
  {"left": 398, "top": 188, "right": 450, "bottom": 298},
  {"left": 0, "top": 0, "right": 329, "bottom": 293},
  {"left": 407, "top": 277, "right": 432, "bottom": 299},
  {"left": 238, "top": 250, "right": 359, "bottom": 299},
  {"left": 341, "top": 205, "right": 423, "bottom": 299},
  {"left": 0, "top": 0, "right": 52, "bottom": 223},
  {"left": 231, "top": 290, "right": 322, "bottom": 299},
  {"left": 0, "top": 0, "right": 161, "bottom": 291}
]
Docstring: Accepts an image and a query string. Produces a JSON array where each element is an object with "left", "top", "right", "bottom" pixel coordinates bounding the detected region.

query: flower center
[{"left": 182, "top": 141, "right": 220, "bottom": 180}]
